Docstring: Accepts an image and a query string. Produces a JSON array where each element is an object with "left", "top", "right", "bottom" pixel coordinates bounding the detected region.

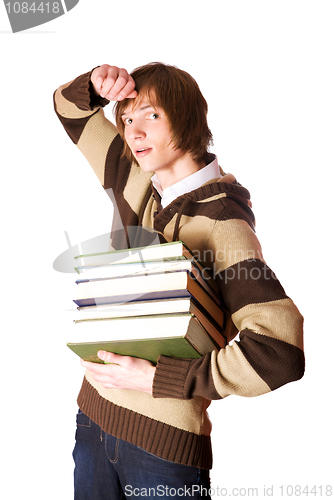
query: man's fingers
[
  {"left": 97, "top": 350, "right": 122, "bottom": 363},
  {"left": 91, "top": 65, "right": 114, "bottom": 94},
  {"left": 99, "top": 69, "right": 136, "bottom": 101},
  {"left": 91, "top": 65, "right": 138, "bottom": 101},
  {"left": 80, "top": 353, "right": 119, "bottom": 371},
  {"left": 111, "top": 76, "right": 137, "bottom": 101},
  {"left": 114, "top": 86, "right": 138, "bottom": 101},
  {"left": 81, "top": 348, "right": 155, "bottom": 394},
  {"left": 104, "top": 74, "right": 136, "bottom": 101}
]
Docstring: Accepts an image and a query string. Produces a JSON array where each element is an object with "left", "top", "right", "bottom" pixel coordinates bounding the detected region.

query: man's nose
[{"left": 129, "top": 122, "right": 146, "bottom": 140}]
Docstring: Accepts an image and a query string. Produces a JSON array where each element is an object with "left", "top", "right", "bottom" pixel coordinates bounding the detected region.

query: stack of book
[{"left": 67, "top": 241, "right": 228, "bottom": 364}]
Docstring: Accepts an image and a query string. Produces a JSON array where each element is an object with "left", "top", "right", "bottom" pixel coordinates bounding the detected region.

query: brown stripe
[
  {"left": 53, "top": 81, "right": 96, "bottom": 119},
  {"left": 104, "top": 138, "right": 159, "bottom": 250},
  {"left": 77, "top": 377, "right": 212, "bottom": 469},
  {"left": 103, "top": 137, "right": 140, "bottom": 249},
  {"left": 154, "top": 183, "right": 255, "bottom": 232},
  {"left": 217, "top": 259, "right": 288, "bottom": 314},
  {"left": 54, "top": 110, "right": 95, "bottom": 144},
  {"left": 238, "top": 329, "right": 305, "bottom": 390},
  {"left": 195, "top": 191, "right": 254, "bottom": 227},
  {"left": 61, "top": 71, "right": 109, "bottom": 111},
  {"left": 154, "top": 354, "right": 221, "bottom": 401},
  {"left": 104, "top": 134, "right": 131, "bottom": 190}
]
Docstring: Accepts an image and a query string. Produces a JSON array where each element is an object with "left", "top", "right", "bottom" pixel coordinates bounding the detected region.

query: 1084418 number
[
  {"left": 279, "top": 485, "right": 333, "bottom": 496},
  {"left": 5, "top": 2, "right": 60, "bottom": 14}
]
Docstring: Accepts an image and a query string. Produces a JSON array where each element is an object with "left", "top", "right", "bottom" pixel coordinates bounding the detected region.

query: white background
[{"left": 0, "top": 1, "right": 333, "bottom": 498}]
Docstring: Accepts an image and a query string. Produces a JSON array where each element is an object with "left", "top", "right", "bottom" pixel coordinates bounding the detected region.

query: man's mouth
[{"left": 136, "top": 147, "right": 152, "bottom": 157}]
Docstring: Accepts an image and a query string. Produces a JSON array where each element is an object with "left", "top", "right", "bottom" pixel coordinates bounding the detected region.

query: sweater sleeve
[
  {"left": 53, "top": 70, "right": 154, "bottom": 252},
  {"left": 53, "top": 69, "right": 119, "bottom": 186},
  {"left": 153, "top": 217, "right": 305, "bottom": 400}
]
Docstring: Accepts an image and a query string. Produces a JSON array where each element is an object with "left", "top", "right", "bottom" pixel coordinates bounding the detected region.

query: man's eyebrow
[{"left": 121, "top": 104, "right": 156, "bottom": 116}]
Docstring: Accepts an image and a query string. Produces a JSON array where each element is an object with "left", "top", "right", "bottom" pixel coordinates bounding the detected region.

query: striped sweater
[{"left": 54, "top": 70, "right": 305, "bottom": 470}]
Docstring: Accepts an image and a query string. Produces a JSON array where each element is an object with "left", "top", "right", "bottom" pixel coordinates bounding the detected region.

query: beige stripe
[
  {"left": 84, "top": 370, "right": 209, "bottom": 435},
  {"left": 211, "top": 344, "right": 271, "bottom": 398},
  {"left": 232, "top": 298, "right": 304, "bottom": 349},
  {"left": 209, "top": 219, "right": 264, "bottom": 273},
  {"left": 197, "top": 193, "right": 227, "bottom": 203},
  {"left": 163, "top": 216, "right": 215, "bottom": 255},
  {"left": 141, "top": 197, "right": 158, "bottom": 228},
  {"left": 162, "top": 217, "right": 263, "bottom": 273},
  {"left": 76, "top": 109, "right": 118, "bottom": 185},
  {"left": 123, "top": 165, "right": 153, "bottom": 213},
  {"left": 54, "top": 82, "right": 96, "bottom": 119}
]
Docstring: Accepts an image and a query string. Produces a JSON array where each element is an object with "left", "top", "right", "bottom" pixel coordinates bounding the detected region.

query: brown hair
[{"left": 114, "top": 62, "right": 213, "bottom": 164}]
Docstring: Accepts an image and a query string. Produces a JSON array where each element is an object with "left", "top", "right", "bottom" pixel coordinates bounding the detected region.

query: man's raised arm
[{"left": 53, "top": 65, "right": 136, "bottom": 186}]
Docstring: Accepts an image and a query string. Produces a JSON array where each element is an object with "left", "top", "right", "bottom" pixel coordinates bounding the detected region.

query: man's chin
[{"left": 137, "top": 162, "right": 155, "bottom": 173}]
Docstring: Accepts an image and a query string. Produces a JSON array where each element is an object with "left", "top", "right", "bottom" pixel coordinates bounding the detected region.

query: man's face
[{"left": 121, "top": 93, "right": 184, "bottom": 177}]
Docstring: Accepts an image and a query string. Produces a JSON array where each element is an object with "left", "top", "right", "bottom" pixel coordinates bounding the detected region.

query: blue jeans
[{"left": 73, "top": 409, "right": 212, "bottom": 499}]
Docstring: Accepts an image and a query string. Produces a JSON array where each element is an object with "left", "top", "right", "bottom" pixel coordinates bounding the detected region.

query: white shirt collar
[{"left": 151, "top": 155, "right": 222, "bottom": 209}]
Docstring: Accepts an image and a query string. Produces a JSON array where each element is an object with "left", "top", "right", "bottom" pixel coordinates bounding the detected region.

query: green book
[{"left": 67, "top": 313, "right": 222, "bottom": 364}]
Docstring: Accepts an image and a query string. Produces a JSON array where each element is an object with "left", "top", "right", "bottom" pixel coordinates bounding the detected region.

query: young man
[{"left": 54, "top": 63, "right": 305, "bottom": 499}]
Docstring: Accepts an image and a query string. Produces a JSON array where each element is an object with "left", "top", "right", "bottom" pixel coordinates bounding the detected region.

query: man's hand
[
  {"left": 81, "top": 351, "right": 156, "bottom": 395},
  {"left": 91, "top": 65, "right": 138, "bottom": 101}
]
